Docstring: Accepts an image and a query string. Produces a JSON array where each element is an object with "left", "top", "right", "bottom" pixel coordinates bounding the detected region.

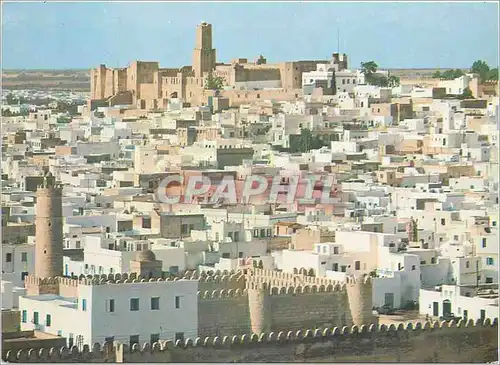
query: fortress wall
[
  {"left": 104, "top": 71, "right": 114, "bottom": 98},
  {"left": 219, "top": 88, "right": 300, "bottom": 107},
  {"left": 248, "top": 268, "right": 341, "bottom": 287},
  {"left": 268, "top": 285, "right": 352, "bottom": 332},
  {"left": 234, "top": 68, "right": 281, "bottom": 83},
  {"left": 57, "top": 277, "right": 79, "bottom": 298},
  {"left": 197, "top": 289, "right": 251, "bottom": 337},
  {"left": 197, "top": 273, "right": 246, "bottom": 293},
  {"left": 4, "top": 319, "right": 497, "bottom": 363}
]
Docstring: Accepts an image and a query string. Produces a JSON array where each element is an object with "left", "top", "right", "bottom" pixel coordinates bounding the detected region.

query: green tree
[
  {"left": 471, "top": 60, "right": 490, "bottom": 83},
  {"left": 204, "top": 72, "right": 225, "bottom": 93},
  {"left": 360, "top": 61, "right": 378, "bottom": 76},
  {"left": 441, "top": 69, "right": 464, "bottom": 80},
  {"left": 360, "top": 61, "right": 379, "bottom": 85},
  {"left": 486, "top": 68, "right": 498, "bottom": 81},
  {"left": 432, "top": 71, "right": 442, "bottom": 79},
  {"left": 6, "top": 93, "right": 17, "bottom": 105},
  {"left": 388, "top": 75, "right": 400, "bottom": 87},
  {"left": 1, "top": 109, "right": 12, "bottom": 117},
  {"left": 375, "top": 76, "right": 389, "bottom": 87},
  {"left": 458, "top": 87, "right": 474, "bottom": 100}
]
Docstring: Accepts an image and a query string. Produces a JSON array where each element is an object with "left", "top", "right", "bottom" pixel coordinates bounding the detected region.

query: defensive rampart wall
[
  {"left": 3, "top": 319, "right": 497, "bottom": 363},
  {"left": 197, "top": 289, "right": 251, "bottom": 337}
]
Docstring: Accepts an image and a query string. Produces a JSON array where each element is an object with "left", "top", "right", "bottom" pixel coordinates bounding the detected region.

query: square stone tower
[{"left": 192, "top": 22, "right": 216, "bottom": 77}]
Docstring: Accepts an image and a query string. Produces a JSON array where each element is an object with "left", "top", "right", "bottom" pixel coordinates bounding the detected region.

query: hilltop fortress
[{"left": 89, "top": 22, "right": 344, "bottom": 109}]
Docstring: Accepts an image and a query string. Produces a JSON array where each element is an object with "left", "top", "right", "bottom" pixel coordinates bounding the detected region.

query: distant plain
[{"left": 1, "top": 68, "right": 464, "bottom": 91}]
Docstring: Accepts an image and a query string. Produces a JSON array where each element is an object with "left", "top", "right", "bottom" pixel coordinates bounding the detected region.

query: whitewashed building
[
  {"left": 419, "top": 284, "right": 498, "bottom": 321},
  {"left": 19, "top": 278, "right": 198, "bottom": 348}
]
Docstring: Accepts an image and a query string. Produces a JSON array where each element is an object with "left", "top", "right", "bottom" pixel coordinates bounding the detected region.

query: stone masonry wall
[
  {"left": 197, "top": 289, "right": 251, "bottom": 337},
  {"left": 268, "top": 287, "right": 353, "bottom": 332},
  {"left": 4, "top": 319, "right": 497, "bottom": 363}
]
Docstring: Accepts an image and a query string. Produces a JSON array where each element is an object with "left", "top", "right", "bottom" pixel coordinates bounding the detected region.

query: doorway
[
  {"left": 480, "top": 309, "right": 486, "bottom": 321},
  {"left": 384, "top": 293, "right": 395, "bottom": 308},
  {"left": 442, "top": 300, "right": 452, "bottom": 316},
  {"left": 463, "top": 310, "right": 468, "bottom": 320},
  {"left": 432, "top": 302, "right": 439, "bottom": 316}
]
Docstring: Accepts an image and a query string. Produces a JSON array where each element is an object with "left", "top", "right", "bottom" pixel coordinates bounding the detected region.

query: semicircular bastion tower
[{"left": 346, "top": 274, "right": 378, "bottom": 327}]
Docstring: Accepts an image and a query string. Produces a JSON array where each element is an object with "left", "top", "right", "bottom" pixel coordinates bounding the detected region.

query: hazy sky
[{"left": 2, "top": 1, "right": 499, "bottom": 70}]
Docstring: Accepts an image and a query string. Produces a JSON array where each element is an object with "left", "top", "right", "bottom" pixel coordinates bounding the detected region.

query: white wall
[
  {"left": 419, "top": 285, "right": 498, "bottom": 321},
  {"left": 372, "top": 276, "right": 402, "bottom": 308},
  {"left": 19, "top": 280, "right": 198, "bottom": 347},
  {"left": 2, "top": 243, "right": 35, "bottom": 286}
]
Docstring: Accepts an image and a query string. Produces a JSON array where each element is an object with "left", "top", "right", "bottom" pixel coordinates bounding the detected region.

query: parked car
[
  {"left": 439, "top": 313, "right": 461, "bottom": 321},
  {"left": 376, "top": 304, "right": 396, "bottom": 315}
]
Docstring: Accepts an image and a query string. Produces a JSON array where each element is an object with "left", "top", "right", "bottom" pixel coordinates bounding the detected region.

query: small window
[
  {"left": 482, "top": 238, "right": 487, "bottom": 248},
  {"left": 107, "top": 299, "right": 115, "bottom": 313},
  {"left": 412, "top": 265, "right": 416, "bottom": 270},
  {"left": 22, "top": 310, "right": 27, "bottom": 323},
  {"left": 466, "top": 261, "right": 470, "bottom": 269},
  {"left": 181, "top": 224, "right": 188, "bottom": 235},
  {"left": 486, "top": 257, "right": 494, "bottom": 266},
  {"left": 130, "top": 298, "right": 140, "bottom": 311},
  {"left": 150, "top": 333, "right": 160, "bottom": 345},
  {"left": 33, "top": 312, "right": 39, "bottom": 325},
  {"left": 354, "top": 261, "right": 361, "bottom": 270},
  {"left": 129, "top": 335, "right": 139, "bottom": 348},
  {"left": 6, "top": 253, "right": 12, "bottom": 262},
  {"left": 175, "top": 296, "right": 181, "bottom": 309},
  {"left": 175, "top": 332, "right": 184, "bottom": 343},
  {"left": 21, "top": 252, "right": 27, "bottom": 262},
  {"left": 151, "top": 297, "right": 160, "bottom": 310},
  {"left": 46, "top": 314, "right": 51, "bottom": 327},
  {"left": 82, "top": 299, "right": 87, "bottom": 311},
  {"left": 441, "top": 218, "right": 445, "bottom": 226}
]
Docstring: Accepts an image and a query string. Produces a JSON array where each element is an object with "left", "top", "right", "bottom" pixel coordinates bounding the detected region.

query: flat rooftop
[{"left": 24, "top": 294, "right": 77, "bottom": 309}]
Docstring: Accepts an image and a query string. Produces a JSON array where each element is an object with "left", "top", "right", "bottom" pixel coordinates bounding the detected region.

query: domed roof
[{"left": 136, "top": 250, "right": 156, "bottom": 262}]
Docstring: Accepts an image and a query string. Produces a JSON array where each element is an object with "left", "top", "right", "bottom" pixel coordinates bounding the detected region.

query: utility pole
[{"left": 476, "top": 260, "right": 479, "bottom": 288}]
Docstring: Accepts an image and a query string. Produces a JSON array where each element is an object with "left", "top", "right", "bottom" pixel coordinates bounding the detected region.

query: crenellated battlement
[
  {"left": 345, "top": 274, "right": 372, "bottom": 286},
  {"left": 247, "top": 268, "right": 342, "bottom": 288},
  {"left": 24, "top": 276, "right": 60, "bottom": 286},
  {"left": 3, "top": 318, "right": 497, "bottom": 363},
  {"left": 197, "top": 288, "right": 248, "bottom": 300},
  {"left": 268, "top": 283, "right": 345, "bottom": 295},
  {"left": 196, "top": 273, "right": 245, "bottom": 284},
  {"left": 245, "top": 281, "right": 346, "bottom": 295}
]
